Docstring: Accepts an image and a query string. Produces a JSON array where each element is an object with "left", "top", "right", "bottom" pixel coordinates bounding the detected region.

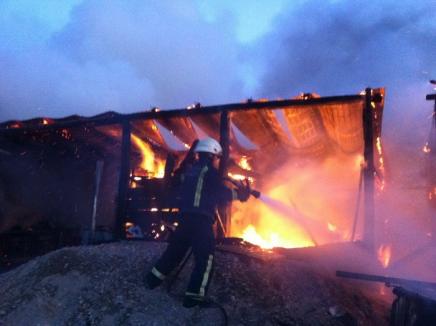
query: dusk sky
[{"left": 0, "top": 0, "right": 435, "bottom": 142}]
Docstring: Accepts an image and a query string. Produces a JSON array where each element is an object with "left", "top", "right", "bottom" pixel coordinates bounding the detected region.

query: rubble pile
[{"left": 0, "top": 241, "right": 389, "bottom": 325}]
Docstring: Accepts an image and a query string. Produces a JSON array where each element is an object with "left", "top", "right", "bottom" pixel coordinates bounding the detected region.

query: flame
[
  {"left": 227, "top": 172, "right": 254, "bottom": 182},
  {"left": 231, "top": 155, "right": 363, "bottom": 249},
  {"left": 327, "top": 222, "right": 337, "bottom": 232},
  {"left": 376, "top": 137, "right": 384, "bottom": 170},
  {"left": 355, "top": 154, "right": 364, "bottom": 168},
  {"left": 375, "top": 137, "right": 385, "bottom": 192},
  {"left": 377, "top": 244, "right": 392, "bottom": 268},
  {"left": 228, "top": 156, "right": 254, "bottom": 182},
  {"left": 238, "top": 156, "right": 252, "bottom": 171},
  {"left": 423, "top": 142, "right": 431, "bottom": 153},
  {"left": 228, "top": 173, "right": 246, "bottom": 181},
  {"left": 131, "top": 134, "right": 165, "bottom": 178},
  {"left": 241, "top": 224, "right": 312, "bottom": 249},
  {"left": 242, "top": 225, "right": 277, "bottom": 249},
  {"left": 125, "top": 222, "right": 134, "bottom": 228}
]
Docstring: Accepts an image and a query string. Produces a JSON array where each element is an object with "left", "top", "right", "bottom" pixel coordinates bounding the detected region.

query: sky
[{"left": 0, "top": 0, "right": 435, "bottom": 143}]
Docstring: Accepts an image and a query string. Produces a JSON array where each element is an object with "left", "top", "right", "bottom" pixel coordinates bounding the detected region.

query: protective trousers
[{"left": 151, "top": 213, "right": 215, "bottom": 300}]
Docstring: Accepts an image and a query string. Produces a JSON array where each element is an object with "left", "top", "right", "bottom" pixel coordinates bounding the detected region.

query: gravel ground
[{"left": 0, "top": 241, "right": 390, "bottom": 325}]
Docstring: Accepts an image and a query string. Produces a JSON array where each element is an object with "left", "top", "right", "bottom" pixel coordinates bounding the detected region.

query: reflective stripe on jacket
[{"left": 177, "top": 159, "right": 234, "bottom": 220}]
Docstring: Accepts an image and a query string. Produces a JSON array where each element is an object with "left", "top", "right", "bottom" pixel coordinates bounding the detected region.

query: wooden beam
[
  {"left": 115, "top": 121, "right": 131, "bottom": 239},
  {"left": 218, "top": 110, "right": 231, "bottom": 237}
]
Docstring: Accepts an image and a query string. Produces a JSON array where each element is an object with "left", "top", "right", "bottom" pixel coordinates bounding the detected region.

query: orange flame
[
  {"left": 242, "top": 225, "right": 278, "bottom": 249},
  {"left": 231, "top": 155, "right": 362, "bottom": 249},
  {"left": 377, "top": 244, "right": 392, "bottom": 268},
  {"left": 227, "top": 172, "right": 254, "bottom": 182},
  {"left": 375, "top": 137, "right": 386, "bottom": 192},
  {"left": 131, "top": 134, "right": 165, "bottom": 178},
  {"left": 238, "top": 156, "right": 252, "bottom": 171},
  {"left": 241, "top": 224, "right": 313, "bottom": 249},
  {"left": 327, "top": 222, "right": 337, "bottom": 232},
  {"left": 376, "top": 137, "right": 383, "bottom": 161},
  {"left": 228, "top": 156, "right": 254, "bottom": 182}
]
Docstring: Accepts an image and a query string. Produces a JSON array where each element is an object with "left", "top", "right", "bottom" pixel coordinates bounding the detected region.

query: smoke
[
  {"left": 246, "top": 0, "right": 436, "bottom": 278},
  {"left": 0, "top": 0, "right": 245, "bottom": 121},
  {"left": 1, "top": 1, "right": 434, "bottom": 128},
  {"left": 251, "top": 0, "right": 435, "bottom": 141}
]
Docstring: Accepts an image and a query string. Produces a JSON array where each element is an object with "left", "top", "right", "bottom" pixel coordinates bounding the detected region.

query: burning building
[{"left": 0, "top": 88, "right": 385, "bottom": 259}]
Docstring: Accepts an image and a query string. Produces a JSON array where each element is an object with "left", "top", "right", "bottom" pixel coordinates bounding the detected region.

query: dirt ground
[{"left": 0, "top": 241, "right": 390, "bottom": 325}]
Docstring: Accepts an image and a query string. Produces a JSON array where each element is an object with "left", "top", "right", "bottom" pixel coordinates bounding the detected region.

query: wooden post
[
  {"left": 218, "top": 110, "right": 231, "bottom": 237},
  {"left": 91, "top": 160, "right": 104, "bottom": 243},
  {"left": 363, "top": 88, "right": 375, "bottom": 252},
  {"left": 115, "top": 121, "right": 131, "bottom": 239}
]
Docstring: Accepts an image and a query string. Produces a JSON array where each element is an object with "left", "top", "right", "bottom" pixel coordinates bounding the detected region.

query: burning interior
[{"left": 0, "top": 89, "right": 386, "bottom": 265}]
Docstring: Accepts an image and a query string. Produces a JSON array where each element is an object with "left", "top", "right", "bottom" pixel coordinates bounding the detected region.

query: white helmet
[{"left": 194, "top": 137, "right": 223, "bottom": 156}]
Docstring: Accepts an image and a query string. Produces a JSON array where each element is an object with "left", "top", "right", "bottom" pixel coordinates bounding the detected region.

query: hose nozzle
[{"left": 250, "top": 190, "right": 261, "bottom": 199}]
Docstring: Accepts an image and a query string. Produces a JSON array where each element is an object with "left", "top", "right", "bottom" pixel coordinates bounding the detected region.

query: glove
[{"left": 236, "top": 180, "right": 251, "bottom": 202}]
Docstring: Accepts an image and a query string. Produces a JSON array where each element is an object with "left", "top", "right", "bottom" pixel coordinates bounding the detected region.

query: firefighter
[{"left": 145, "top": 137, "right": 251, "bottom": 308}]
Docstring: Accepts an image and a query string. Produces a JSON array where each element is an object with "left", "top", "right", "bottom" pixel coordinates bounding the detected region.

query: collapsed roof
[{"left": 0, "top": 90, "right": 385, "bottom": 176}]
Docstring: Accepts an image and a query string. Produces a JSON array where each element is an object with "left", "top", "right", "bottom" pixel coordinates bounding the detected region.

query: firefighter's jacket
[{"left": 177, "top": 159, "right": 237, "bottom": 221}]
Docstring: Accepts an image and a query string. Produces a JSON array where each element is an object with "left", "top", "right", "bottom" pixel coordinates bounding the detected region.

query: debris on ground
[{"left": 0, "top": 241, "right": 390, "bottom": 325}]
